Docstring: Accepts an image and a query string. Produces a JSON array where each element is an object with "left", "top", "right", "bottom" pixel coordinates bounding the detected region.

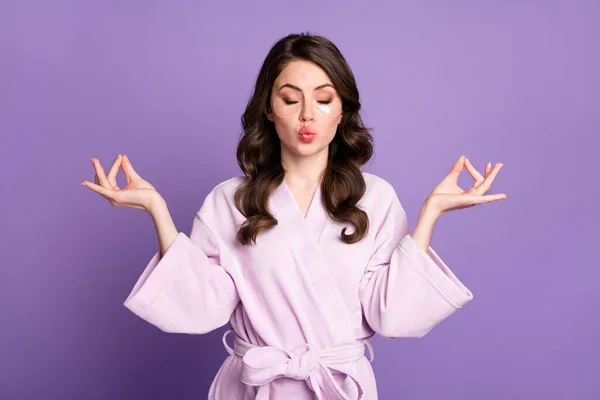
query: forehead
[{"left": 274, "top": 59, "right": 333, "bottom": 88}]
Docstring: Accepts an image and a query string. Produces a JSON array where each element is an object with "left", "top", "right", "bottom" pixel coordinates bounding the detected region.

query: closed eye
[{"left": 282, "top": 99, "right": 333, "bottom": 105}]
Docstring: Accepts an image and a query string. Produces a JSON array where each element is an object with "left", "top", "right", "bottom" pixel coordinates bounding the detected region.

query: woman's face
[{"left": 266, "top": 59, "right": 343, "bottom": 159}]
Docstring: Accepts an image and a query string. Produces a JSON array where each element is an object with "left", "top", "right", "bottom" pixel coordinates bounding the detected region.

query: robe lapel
[
  {"left": 268, "top": 179, "right": 356, "bottom": 346},
  {"left": 293, "top": 179, "right": 328, "bottom": 243}
]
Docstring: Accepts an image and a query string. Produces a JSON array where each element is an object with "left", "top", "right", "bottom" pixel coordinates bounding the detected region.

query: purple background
[{"left": 1, "top": 1, "right": 598, "bottom": 399}]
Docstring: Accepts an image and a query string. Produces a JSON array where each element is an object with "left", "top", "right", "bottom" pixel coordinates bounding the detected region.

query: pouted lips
[
  {"left": 299, "top": 126, "right": 316, "bottom": 143},
  {"left": 299, "top": 126, "right": 316, "bottom": 135}
]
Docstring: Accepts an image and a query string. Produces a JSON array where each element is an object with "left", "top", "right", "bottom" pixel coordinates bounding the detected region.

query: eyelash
[{"left": 283, "top": 99, "right": 332, "bottom": 105}]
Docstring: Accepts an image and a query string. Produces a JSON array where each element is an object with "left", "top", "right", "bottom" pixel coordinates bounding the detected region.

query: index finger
[
  {"left": 474, "top": 163, "right": 504, "bottom": 195},
  {"left": 106, "top": 154, "right": 123, "bottom": 187}
]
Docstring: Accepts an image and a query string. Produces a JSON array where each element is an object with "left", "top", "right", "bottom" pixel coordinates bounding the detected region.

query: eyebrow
[{"left": 278, "top": 83, "right": 335, "bottom": 92}]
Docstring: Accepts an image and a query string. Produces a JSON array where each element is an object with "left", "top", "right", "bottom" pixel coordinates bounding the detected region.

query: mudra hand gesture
[
  {"left": 426, "top": 155, "right": 507, "bottom": 216},
  {"left": 81, "top": 154, "right": 162, "bottom": 213}
]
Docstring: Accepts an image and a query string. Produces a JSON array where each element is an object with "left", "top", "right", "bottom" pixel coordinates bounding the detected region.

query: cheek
[
  {"left": 317, "top": 118, "right": 339, "bottom": 139},
  {"left": 272, "top": 119, "right": 296, "bottom": 140}
]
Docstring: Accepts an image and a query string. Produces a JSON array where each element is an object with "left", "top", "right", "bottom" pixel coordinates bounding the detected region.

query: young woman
[{"left": 83, "top": 33, "right": 506, "bottom": 400}]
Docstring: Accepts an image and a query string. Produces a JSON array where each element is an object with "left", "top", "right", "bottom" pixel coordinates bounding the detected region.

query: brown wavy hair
[{"left": 234, "top": 32, "right": 374, "bottom": 245}]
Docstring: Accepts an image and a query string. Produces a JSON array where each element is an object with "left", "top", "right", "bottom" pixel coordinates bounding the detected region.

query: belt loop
[
  {"left": 361, "top": 338, "right": 375, "bottom": 362},
  {"left": 222, "top": 329, "right": 234, "bottom": 356}
]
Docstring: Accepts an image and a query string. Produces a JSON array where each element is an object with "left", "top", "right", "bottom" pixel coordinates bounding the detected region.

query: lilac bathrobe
[{"left": 124, "top": 172, "right": 473, "bottom": 399}]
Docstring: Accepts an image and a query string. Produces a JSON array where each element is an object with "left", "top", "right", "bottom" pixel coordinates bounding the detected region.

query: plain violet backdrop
[{"left": 1, "top": 0, "right": 598, "bottom": 399}]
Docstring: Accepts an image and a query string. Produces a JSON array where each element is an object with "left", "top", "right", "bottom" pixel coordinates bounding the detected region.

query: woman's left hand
[{"left": 425, "top": 155, "right": 507, "bottom": 217}]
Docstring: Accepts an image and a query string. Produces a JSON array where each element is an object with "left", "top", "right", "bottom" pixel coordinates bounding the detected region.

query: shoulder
[
  {"left": 359, "top": 172, "right": 407, "bottom": 223},
  {"left": 197, "top": 176, "right": 246, "bottom": 222},
  {"left": 207, "top": 176, "right": 246, "bottom": 201},
  {"left": 361, "top": 172, "right": 399, "bottom": 204}
]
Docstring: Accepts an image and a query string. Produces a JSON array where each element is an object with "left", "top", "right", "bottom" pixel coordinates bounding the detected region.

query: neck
[{"left": 280, "top": 147, "right": 327, "bottom": 187}]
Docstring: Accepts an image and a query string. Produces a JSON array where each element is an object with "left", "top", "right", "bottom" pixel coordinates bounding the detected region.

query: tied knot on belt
[
  {"left": 222, "top": 329, "right": 374, "bottom": 400},
  {"left": 243, "top": 342, "right": 321, "bottom": 383}
]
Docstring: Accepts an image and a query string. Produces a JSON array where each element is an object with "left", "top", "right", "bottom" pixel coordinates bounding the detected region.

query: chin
[
  {"left": 296, "top": 143, "right": 328, "bottom": 156},
  {"left": 294, "top": 146, "right": 321, "bottom": 157}
]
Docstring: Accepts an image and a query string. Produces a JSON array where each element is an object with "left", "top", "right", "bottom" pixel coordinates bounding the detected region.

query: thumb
[{"left": 122, "top": 154, "right": 141, "bottom": 182}]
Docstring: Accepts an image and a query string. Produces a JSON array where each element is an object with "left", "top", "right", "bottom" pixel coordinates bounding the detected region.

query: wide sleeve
[
  {"left": 358, "top": 188, "right": 473, "bottom": 339},
  {"left": 123, "top": 211, "right": 240, "bottom": 334}
]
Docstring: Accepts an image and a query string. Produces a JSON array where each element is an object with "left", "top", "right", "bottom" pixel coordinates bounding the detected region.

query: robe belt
[{"left": 222, "top": 329, "right": 375, "bottom": 400}]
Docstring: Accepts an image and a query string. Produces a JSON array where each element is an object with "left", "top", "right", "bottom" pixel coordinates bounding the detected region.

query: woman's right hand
[{"left": 82, "top": 154, "right": 162, "bottom": 213}]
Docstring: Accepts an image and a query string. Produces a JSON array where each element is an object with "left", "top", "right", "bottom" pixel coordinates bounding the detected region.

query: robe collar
[{"left": 269, "top": 177, "right": 328, "bottom": 245}]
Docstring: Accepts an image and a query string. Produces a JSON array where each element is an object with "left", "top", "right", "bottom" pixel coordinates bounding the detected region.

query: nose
[{"left": 299, "top": 100, "right": 314, "bottom": 122}]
